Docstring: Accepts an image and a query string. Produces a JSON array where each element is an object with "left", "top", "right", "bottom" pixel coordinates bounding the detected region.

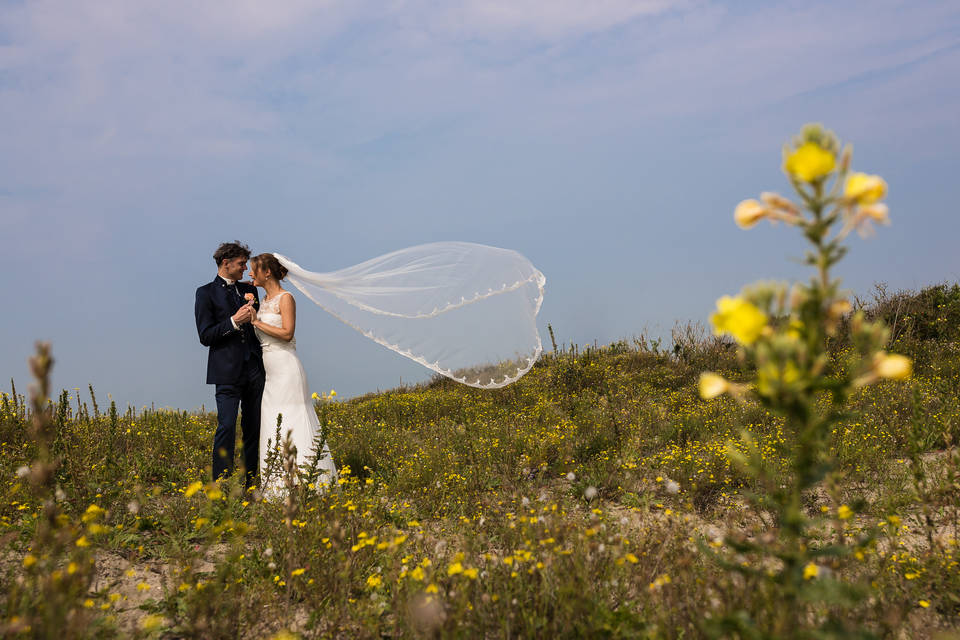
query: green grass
[{"left": 2, "top": 284, "right": 959, "bottom": 638}]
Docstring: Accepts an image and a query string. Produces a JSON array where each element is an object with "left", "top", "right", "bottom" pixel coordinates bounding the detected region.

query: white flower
[
  {"left": 521, "top": 496, "right": 530, "bottom": 507},
  {"left": 665, "top": 480, "right": 680, "bottom": 495},
  {"left": 127, "top": 500, "right": 140, "bottom": 515},
  {"left": 263, "top": 547, "right": 273, "bottom": 558},
  {"left": 16, "top": 465, "right": 29, "bottom": 478},
  {"left": 566, "top": 472, "right": 576, "bottom": 482},
  {"left": 584, "top": 486, "right": 598, "bottom": 500}
]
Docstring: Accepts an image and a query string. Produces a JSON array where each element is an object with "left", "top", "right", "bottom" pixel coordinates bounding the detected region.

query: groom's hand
[{"left": 232, "top": 304, "right": 254, "bottom": 326}]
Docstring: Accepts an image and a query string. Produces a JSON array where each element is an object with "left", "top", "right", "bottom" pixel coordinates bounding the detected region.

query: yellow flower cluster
[
  {"left": 710, "top": 296, "right": 767, "bottom": 346},
  {"left": 784, "top": 142, "right": 836, "bottom": 182}
]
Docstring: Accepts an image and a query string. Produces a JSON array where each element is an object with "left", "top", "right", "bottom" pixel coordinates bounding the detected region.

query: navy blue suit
[{"left": 195, "top": 275, "right": 264, "bottom": 487}]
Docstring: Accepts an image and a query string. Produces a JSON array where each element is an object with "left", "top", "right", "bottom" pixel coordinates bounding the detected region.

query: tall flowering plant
[{"left": 699, "top": 124, "right": 911, "bottom": 637}]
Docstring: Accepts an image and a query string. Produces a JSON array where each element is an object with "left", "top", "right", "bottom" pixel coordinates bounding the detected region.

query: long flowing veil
[{"left": 273, "top": 242, "right": 546, "bottom": 389}]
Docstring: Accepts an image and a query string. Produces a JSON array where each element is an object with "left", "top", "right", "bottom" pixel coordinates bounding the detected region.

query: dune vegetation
[{"left": 3, "top": 126, "right": 960, "bottom": 638}]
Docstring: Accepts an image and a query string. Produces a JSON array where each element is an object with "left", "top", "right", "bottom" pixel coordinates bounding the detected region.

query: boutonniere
[{"left": 244, "top": 292, "right": 258, "bottom": 308}]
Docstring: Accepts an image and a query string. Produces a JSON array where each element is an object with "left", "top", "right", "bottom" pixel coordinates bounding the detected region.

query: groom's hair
[{"left": 213, "top": 241, "right": 251, "bottom": 266}]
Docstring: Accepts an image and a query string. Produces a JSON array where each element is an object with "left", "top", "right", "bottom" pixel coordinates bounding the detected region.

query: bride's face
[{"left": 248, "top": 266, "right": 264, "bottom": 287}]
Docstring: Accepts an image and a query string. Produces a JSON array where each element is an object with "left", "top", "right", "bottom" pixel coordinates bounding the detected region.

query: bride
[{"left": 247, "top": 253, "right": 338, "bottom": 493}]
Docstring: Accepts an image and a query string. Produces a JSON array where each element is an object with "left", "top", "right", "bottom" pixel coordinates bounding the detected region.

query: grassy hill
[{"left": 2, "top": 283, "right": 959, "bottom": 638}]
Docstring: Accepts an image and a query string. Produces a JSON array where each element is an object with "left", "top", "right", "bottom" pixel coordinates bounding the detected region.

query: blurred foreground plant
[
  {"left": 2, "top": 344, "right": 101, "bottom": 638},
  {"left": 700, "top": 124, "right": 911, "bottom": 638}
]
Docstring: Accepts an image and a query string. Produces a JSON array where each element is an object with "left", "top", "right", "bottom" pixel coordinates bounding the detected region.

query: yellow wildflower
[
  {"left": 919, "top": 600, "right": 930, "bottom": 608},
  {"left": 698, "top": 372, "right": 729, "bottom": 400},
  {"left": 784, "top": 142, "right": 836, "bottom": 182},
  {"left": 184, "top": 481, "right": 203, "bottom": 498},
  {"left": 311, "top": 392, "right": 320, "bottom": 400},
  {"left": 844, "top": 173, "right": 887, "bottom": 205},
  {"left": 22, "top": 554, "right": 36, "bottom": 568},
  {"left": 803, "top": 562, "right": 819, "bottom": 580},
  {"left": 447, "top": 561, "right": 463, "bottom": 576},
  {"left": 837, "top": 505, "right": 853, "bottom": 520},
  {"left": 366, "top": 574, "right": 382, "bottom": 589},
  {"left": 425, "top": 583, "right": 439, "bottom": 594},
  {"left": 81, "top": 504, "right": 105, "bottom": 523},
  {"left": 859, "top": 203, "right": 889, "bottom": 224},
  {"left": 734, "top": 199, "right": 769, "bottom": 229},
  {"left": 711, "top": 296, "right": 768, "bottom": 345},
  {"left": 841, "top": 202, "right": 890, "bottom": 239},
  {"left": 760, "top": 191, "right": 799, "bottom": 215},
  {"left": 875, "top": 353, "right": 912, "bottom": 380},
  {"left": 76, "top": 536, "right": 90, "bottom": 548},
  {"left": 860, "top": 202, "right": 890, "bottom": 224},
  {"left": 291, "top": 568, "right": 306, "bottom": 577},
  {"left": 463, "top": 567, "right": 479, "bottom": 580},
  {"left": 140, "top": 615, "right": 163, "bottom": 631}
]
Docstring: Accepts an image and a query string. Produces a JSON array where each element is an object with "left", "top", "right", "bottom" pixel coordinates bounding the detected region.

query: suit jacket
[{"left": 195, "top": 276, "right": 263, "bottom": 385}]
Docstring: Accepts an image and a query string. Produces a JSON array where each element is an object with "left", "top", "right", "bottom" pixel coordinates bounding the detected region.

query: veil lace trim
[{"left": 273, "top": 242, "right": 545, "bottom": 389}]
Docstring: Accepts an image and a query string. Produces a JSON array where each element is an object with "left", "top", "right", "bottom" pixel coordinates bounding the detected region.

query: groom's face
[{"left": 222, "top": 256, "right": 248, "bottom": 281}]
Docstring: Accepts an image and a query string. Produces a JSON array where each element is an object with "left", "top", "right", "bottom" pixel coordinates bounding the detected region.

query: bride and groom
[
  {"left": 194, "top": 241, "right": 337, "bottom": 493},
  {"left": 194, "top": 238, "right": 546, "bottom": 491}
]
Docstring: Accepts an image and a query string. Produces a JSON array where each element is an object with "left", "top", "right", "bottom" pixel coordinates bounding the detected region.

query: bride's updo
[{"left": 251, "top": 253, "right": 289, "bottom": 281}]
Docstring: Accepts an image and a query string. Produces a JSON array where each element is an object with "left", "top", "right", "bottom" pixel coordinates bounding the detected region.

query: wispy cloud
[
  {"left": 3, "top": 0, "right": 954, "bottom": 173},
  {"left": 0, "top": 0, "right": 952, "bottom": 271},
  {"left": 2, "top": 0, "right": 960, "bottom": 407}
]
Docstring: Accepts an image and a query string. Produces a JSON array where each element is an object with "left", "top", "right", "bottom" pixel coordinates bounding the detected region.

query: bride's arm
[{"left": 252, "top": 294, "right": 297, "bottom": 342}]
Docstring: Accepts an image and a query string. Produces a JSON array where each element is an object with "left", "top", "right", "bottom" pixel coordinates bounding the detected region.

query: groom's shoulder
[{"left": 196, "top": 279, "right": 217, "bottom": 296}]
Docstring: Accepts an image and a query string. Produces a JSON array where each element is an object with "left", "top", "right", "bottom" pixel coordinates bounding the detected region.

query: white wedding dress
[{"left": 255, "top": 291, "right": 338, "bottom": 494}]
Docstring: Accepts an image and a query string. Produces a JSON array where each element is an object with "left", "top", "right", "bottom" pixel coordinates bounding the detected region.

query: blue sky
[{"left": 2, "top": 0, "right": 959, "bottom": 409}]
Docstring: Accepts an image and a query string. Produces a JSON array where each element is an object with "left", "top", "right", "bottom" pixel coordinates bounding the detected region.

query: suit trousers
[{"left": 213, "top": 359, "right": 264, "bottom": 488}]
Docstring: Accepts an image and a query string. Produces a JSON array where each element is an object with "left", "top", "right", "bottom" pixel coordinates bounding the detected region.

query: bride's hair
[{"left": 251, "top": 253, "right": 289, "bottom": 280}]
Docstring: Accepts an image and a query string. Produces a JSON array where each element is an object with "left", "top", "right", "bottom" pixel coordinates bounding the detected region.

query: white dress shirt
[{"left": 222, "top": 276, "right": 241, "bottom": 330}]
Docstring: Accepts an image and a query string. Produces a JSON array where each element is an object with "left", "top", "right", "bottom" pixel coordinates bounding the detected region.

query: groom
[{"left": 195, "top": 241, "right": 264, "bottom": 489}]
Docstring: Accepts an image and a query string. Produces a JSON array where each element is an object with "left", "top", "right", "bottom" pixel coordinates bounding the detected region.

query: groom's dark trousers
[{"left": 195, "top": 276, "right": 264, "bottom": 489}]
